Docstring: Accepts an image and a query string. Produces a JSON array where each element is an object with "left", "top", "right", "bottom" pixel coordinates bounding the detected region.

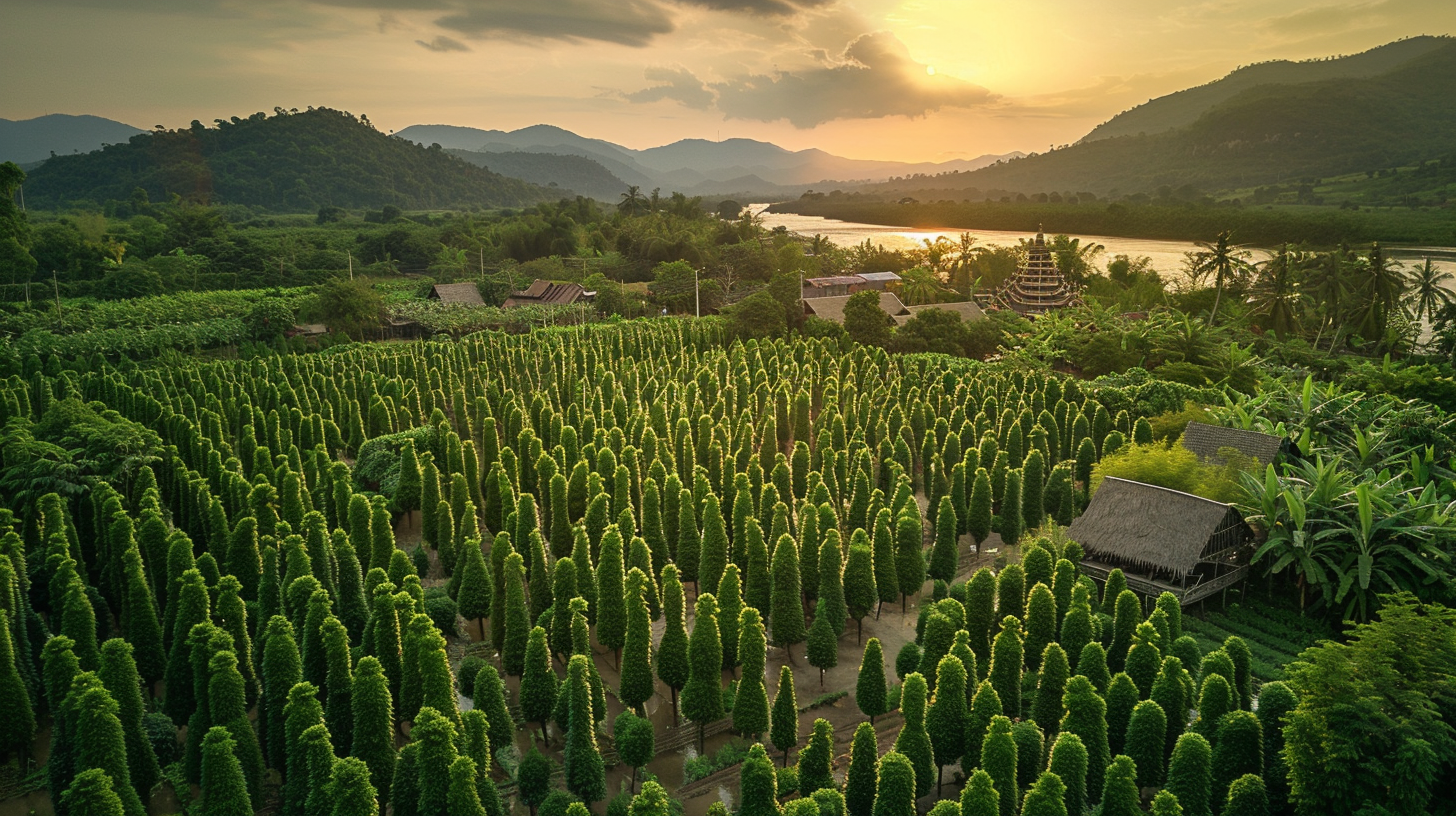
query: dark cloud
[
  {"left": 624, "top": 67, "right": 714, "bottom": 108},
  {"left": 628, "top": 31, "right": 995, "bottom": 128},
  {"left": 670, "top": 0, "right": 833, "bottom": 15},
  {"left": 434, "top": 0, "right": 675, "bottom": 47},
  {"left": 416, "top": 34, "right": 470, "bottom": 51}
]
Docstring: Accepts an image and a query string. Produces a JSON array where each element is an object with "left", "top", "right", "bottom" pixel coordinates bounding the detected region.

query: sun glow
[{"left": 925, "top": 65, "right": 936, "bottom": 75}]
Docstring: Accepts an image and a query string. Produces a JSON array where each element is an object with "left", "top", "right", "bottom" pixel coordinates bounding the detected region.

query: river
[{"left": 752, "top": 205, "right": 1456, "bottom": 283}]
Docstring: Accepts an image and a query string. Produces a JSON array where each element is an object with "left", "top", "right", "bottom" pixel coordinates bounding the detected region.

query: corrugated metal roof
[
  {"left": 857, "top": 272, "right": 903, "bottom": 282},
  {"left": 805, "top": 276, "right": 866, "bottom": 287},
  {"left": 505, "top": 280, "right": 589, "bottom": 308}
]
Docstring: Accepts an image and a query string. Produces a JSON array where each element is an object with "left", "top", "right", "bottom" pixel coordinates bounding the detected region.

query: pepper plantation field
[{"left": 0, "top": 320, "right": 1320, "bottom": 816}]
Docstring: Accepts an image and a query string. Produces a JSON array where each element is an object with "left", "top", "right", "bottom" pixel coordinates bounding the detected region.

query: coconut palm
[
  {"left": 951, "top": 233, "right": 983, "bottom": 295},
  {"left": 1185, "top": 230, "right": 1254, "bottom": 326},
  {"left": 1045, "top": 235, "right": 1105, "bottom": 283},
  {"left": 618, "top": 186, "right": 649, "bottom": 217},
  {"left": 1405, "top": 258, "right": 1454, "bottom": 322},
  {"left": 1248, "top": 244, "right": 1310, "bottom": 339},
  {"left": 898, "top": 266, "right": 948, "bottom": 306},
  {"left": 1304, "top": 247, "right": 1354, "bottom": 350},
  {"left": 920, "top": 237, "right": 955, "bottom": 280}
]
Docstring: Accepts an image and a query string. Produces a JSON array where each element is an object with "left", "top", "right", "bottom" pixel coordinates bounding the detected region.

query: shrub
[
  {"left": 458, "top": 655, "right": 486, "bottom": 698},
  {"left": 1090, "top": 441, "right": 1251, "bottom": 503},
  {"left": 423, "top": 589, "right": 460, "bottom": 636}
]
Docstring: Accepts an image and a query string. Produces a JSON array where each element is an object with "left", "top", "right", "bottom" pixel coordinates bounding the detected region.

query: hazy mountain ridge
[
  {"left": 0, "top": 113, "right": 146, "bottom": 165},
  {"left": 394, "top": 123, "right": 1020, "bottom": 194},
  {"left": 449, "top": 149, "right": 632, "bottom": 200},
  {"left": 20, "top": 108, "right": 556, "bottom": 211},
  {"left": 1080, "top": 36, "right": 1450, "bottom": 143}
]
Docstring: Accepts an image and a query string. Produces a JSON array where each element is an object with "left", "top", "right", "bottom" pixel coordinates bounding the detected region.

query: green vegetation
[
  {"left": 0, "top": 190, "right": 1450, "bottom": 816},
  {"left": 23, "top": 108, "right": 552, "bottom": 211}
]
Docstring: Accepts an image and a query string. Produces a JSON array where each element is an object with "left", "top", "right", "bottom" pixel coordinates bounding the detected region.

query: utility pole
[{"left": 52, "top": 270, "right": 63, "bottom": 331}]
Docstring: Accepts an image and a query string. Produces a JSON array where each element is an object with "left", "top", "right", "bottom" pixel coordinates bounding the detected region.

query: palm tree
[
  {"left": 1248, "top": 244, "right": 1310, "bottom": 339},
  {"left": 1349, "top": 244, "right": 1410, "bottom": 340},
  {"left": 1405, "top": 258, "right": 1454, "bottom": 322},
  {"left": 898, "top": 266, "right": 948, "bottom": 306},
  {"left": 1044, "top": 235, "right": 1104, "bottom": 283},
  {"left": 618, "top": 186, "right": 649, "bottom": 217},
  {"left": 951, "top": 233, "right": 982, "bottom": 295},
  {"left": 1186, "top": 230, "right": 1254, "bottom": 326},
  {"left": 920, "top": 236, "right": 955, "bottom": 280},
  {"left": 1304, "top": 247, "right": 1353, "bottom": 350}
]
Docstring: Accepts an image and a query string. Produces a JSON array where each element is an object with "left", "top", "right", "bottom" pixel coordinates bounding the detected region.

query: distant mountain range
[
  {"left": 1, "top": 114, "right": 146, "bottom": 166},
  {"left": 864, "top": 36, "right": 1456, "bottom": 197},
  {"left": 393, "top": 123, "right": 1021, "bottom": 199}
]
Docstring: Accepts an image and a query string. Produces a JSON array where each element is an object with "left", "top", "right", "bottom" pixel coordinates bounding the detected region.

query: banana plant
[{"left": 1327, "top": 482, "right": 1448, "bottom": 621}]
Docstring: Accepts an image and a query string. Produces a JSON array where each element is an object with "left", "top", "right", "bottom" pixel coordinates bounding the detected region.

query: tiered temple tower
[{"left": 993, "top": 228, "right": 1081, "bottom": 315}]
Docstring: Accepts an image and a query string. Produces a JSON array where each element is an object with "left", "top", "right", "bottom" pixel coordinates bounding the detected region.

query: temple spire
[{"left": 991, "top": 228, "right": 1080, "bottom": 315}]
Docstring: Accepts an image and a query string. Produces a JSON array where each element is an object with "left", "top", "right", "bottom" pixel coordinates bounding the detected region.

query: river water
[{"left": 753, "top": 205, "right": 1456, "bottom": 283}]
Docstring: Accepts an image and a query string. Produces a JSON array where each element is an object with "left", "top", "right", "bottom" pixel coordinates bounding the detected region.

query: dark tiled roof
[
  {"left": 802, "top": 291, "right": 907, "bottom": 324},
  {"left": 1181, "top": 421, "right": 1282, "bottom": 467},
  {"left": 894, "top": 301, "right": 986, "bottom": 325}
]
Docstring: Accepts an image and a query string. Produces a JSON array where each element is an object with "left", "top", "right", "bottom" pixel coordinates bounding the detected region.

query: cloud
[
  {"left": 628, "top": 31, "right": 995, "bottom": 128},
  {"left": 416, "top": 34, "right": 470, "bottom": 51},
  {"left": 624, "top": 66, "right": 714, "bottom": 108},
  {"left": 1260, "top": 0, "right": 1400, "bottom": 36},
  {"left": 434, "top": 0, "right": 675, "bottom": 47},
  {"left": 671, "top": 0, "right": 833, "bottom": 15}
]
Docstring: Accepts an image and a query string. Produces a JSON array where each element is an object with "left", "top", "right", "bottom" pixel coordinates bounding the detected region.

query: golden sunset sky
[{"left": 7, "top": 0, "right": 1454, "bottom": 162}]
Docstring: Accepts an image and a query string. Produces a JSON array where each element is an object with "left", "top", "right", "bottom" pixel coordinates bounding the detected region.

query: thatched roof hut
[
  {"left": 428, "top": 283, "right": 486, "bottom": 306},
  {"left": 1067, "top": 477, "right": 1252, "bottom": 581},
  {"left": 1182, "top": 421, "right": 1282, "bottom": 468}
]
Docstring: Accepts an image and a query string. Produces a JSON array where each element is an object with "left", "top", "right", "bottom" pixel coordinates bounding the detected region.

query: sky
[{"left": 4, "top": 0, "right": 1454, "bottom": 163}]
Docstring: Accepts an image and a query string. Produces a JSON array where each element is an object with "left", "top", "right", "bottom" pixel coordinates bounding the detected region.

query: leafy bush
[
  {"left": 1091, "top": 440, "right": 1253, "bottom": 502},
  {"left": 684, "top": 740, "right": 753, "bottom": 782},
  {"left": 423, "top": 588, "right": 460, "bottom": 636},
  {"left": 145, "top": 712, "right": 180, "bottom": 765},
  {"left": 458, "top": 655, "right": 486, "bottom": 697}
]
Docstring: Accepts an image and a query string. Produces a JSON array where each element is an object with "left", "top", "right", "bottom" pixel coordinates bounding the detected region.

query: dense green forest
[
  {"left": 1079, "top": 37, "right": 1450, "bottom": 143},
  {"left": 894, "top": 41, "right": 1456, "bottom": 198},
  {"left": 17, "top": 108, "right": 555, "bottom": 212}
]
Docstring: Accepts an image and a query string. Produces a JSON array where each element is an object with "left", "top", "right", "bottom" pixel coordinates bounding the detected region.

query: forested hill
[
  {"left": 1080, "top": 36, "right": 1450, "bottom": 143},
  {"left": 20, "top": 107, "right": 556, "bottom": 211},
  {"left": 924, "top": 40, "right": 1456, "bottom": 196}
]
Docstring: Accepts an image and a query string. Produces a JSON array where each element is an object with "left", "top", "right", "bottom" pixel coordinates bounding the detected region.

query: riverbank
[{"left": 766, "top": 195, "right": 1456, "bottom": 247}]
